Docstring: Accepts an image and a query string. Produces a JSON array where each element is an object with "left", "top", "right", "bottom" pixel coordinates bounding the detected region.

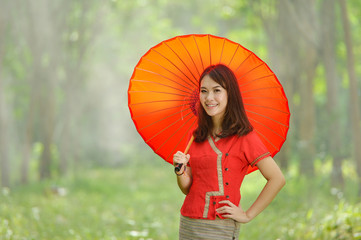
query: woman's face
[{"left": 200, "top": 75, "right": 228, "bottom": 122}]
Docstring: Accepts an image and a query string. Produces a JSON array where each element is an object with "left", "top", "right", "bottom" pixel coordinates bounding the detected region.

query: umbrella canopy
[{"left": 128, "top": 34, "right": 290, "bottom": 173}]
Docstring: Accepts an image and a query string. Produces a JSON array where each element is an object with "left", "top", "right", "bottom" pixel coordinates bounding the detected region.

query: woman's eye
[{"left": 201, "top": 90, "right": 207, "bottom": 93}]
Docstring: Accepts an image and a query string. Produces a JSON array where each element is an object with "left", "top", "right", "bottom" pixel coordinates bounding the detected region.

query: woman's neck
[{"left": 212, "top": 118, "right": 223, "bottom": 136}]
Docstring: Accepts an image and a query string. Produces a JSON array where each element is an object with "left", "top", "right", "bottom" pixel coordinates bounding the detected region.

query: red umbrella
[{"left": 128, "top": 34, "right": 290, "bottom": 173}]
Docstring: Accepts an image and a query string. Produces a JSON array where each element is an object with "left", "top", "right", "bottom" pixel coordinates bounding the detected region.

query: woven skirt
[{"left": 179, "top": 215, "right": 241, "bottom": 240}]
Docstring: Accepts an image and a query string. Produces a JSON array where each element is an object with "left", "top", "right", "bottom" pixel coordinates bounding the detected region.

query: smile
[{"left": 206, "top": 103, "right": 218, "bottom": 107}]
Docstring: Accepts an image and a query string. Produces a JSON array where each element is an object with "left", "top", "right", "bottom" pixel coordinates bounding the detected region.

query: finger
[
  {"left": 216, "top": 206, "right": 231, "bottom": 213},
  {"left": 222, "top": 214, "right": 233, "bottom": 219},
  {"left": 218, "top": 200, "right": 236, "bottom": 207}
]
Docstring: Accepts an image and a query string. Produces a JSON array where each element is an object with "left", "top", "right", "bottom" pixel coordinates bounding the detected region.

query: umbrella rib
[
  {"left": 193, "top": 35, "right": 205, "bottom": 70},
  {"left": 208, "top": 35, "right": 212, "bottom": 64},
  {"left": 227, "top": 44, "right": 240, "bottom": 67},
  {"left": 164, "top": 40, "right": 198, "bottom": 87},
  {"left": 252, "top": 128, "right": 279, "bottom": 154},
  {"left": 238, "top": 74, "right": 276, "bottom": 88},
  {"left": 152, "top": 48, "right": 198, "bottom": 88},
  {"left": 235, "top": 52, "right": 253, "bottom": 73},
  {"left": 131, "top": 79, "right": 192, "bottom": 95},
  {"left": 130, "top": 99, "right": 186, "bottom": 106},
  {"left": 135, "top": 67, "right": 194, "bottom": 91},
  {"left": 246, "top": 109, "right": 289, "bottom": 128},
  {"left": 178, "top": 37, "right": 201, "bottom": 79},
  {"left": 243, "top": 96, "right": 288, "bottom": 102},
  {"left": 248, "top": 117, "right": 287, "bottom": 140},
  {"left": 155, "top": 112, "right": 195, "bottom": 153},
  {"left": 142, "top": 56, "right": 194, "bottom": 89},
  {"left": 218, "top": 39, "right": 226, "bottom": 64},
  {"left": 145, "top": 111, "right": 194, "bottom": 143},
  {"left": 129, "top": 90, "right": 189, "bottom": 98},
  {"left": 132, "top": 103, "right": 190, "bottom": 119},
  {"left": 241, "top": 86, "right": 283, "bottom": 94},
  {"left": 237, "top": 62, "right": 265, "bottom": 81},
  {"left": 165, "top": 117, "right": 197, "bottom": 161},
  {"left": 244, "top": 103, "right": 290, "bottom": 115},
  {"left": 139, "top": 107, "right": 192, "bottom": 132}
]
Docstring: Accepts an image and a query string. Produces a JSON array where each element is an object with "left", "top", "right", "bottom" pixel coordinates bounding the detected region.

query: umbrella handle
[{"left": 174, "top": 135, "right": 194, "bottom": 173}]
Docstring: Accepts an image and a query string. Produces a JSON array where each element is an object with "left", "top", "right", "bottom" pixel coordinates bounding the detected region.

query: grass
[{"left": 0, "top": 158, "right": 360, "bottom": 240}]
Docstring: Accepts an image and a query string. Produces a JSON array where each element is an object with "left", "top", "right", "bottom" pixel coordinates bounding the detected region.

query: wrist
[{"left": 175, "top": 165, "right": 186, "bottom": 176}]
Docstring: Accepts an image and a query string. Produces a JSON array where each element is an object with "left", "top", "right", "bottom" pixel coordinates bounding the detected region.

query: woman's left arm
[{"left": 217, "top": 156, "right": 285, "bottom": 223}]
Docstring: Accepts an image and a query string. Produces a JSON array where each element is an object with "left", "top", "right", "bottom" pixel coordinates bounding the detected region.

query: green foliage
[{"left": 0, "top": 162, "right": 360, "bottom": 239}]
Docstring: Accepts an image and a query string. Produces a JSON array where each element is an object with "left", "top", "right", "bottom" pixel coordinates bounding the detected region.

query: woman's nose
[{"left": 206, "top": 92, "right": 214, "bottom": 100}]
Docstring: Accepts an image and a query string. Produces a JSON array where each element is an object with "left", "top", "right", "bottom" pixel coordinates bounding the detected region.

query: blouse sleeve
[{"left": 243, "top": 131, "right": 271, "bottom": 167}]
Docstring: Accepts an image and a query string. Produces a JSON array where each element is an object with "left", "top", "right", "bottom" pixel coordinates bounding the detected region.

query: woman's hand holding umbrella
[
  {"left": 173, "top": 151, "right": 190, "bottom": 175},
  {"left": 173, "top": 151, "right": 192, "bottom": 195}
]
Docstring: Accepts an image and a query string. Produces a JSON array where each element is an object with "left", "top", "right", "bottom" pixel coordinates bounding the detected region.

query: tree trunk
[
  {"left": 298, "top": 57, "right": 317, "bottom": 176},
  {"left": 276, "top": 0, "right": 318, "bottom": 175},
  {"left": 256, "top": 0, "right": 297, "bottom": 170},
  {"left": 0, "top": 66, "right": 10, "bottom": 188},
  {"left": 321, "top": 0, "right": 344, "bottom": 188},
  {"left": 339, "top": 0, "right": 361, "bottom": 195},
  {"left": 26, "top": 0, "right": 57, "bottom": 180},
  {"left": 21, "top": 96, "right": 34, "bottom": 184},
  {"left": 0, "top": 3, "right": 10, "bottom": 188}
]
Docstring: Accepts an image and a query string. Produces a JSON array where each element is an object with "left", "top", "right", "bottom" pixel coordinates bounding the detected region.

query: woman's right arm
[{"left": 173, "top": 151, "right": 193, "bottom": 195}]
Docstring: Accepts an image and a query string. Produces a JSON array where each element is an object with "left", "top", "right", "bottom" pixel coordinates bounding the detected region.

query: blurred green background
[{"left": 0, "top": 0, "right": 360, "bottom": 239}]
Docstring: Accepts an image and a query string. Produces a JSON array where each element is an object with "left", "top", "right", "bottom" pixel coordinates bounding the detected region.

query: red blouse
[{"left": 180, "top": 131, "right": 271, "bottom": 220}]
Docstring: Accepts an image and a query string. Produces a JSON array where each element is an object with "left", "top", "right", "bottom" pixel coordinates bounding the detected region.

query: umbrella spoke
[
  {"left": 237, "top": 62, "right": 265, "bottom": 81},
  {"left": 193, "top": 35, "right": 205, "bottom": 70},
  {"left": 165, "top": 117, "right": 197, "bottom": 161},
  {"left": 227, "top": 45, "right": 240, "bottom": 66},
  {"left": 139, "top": 106, "right": 193, "bottom": 132},
  {"left": 243, "top": 96, "right": 288, "bottom": 102},
  {"left": 178, "top": 37, "right": 201, "bottom": 78},
  {"left": 218, "top": 38, "right": 226, "bottom": 64},
  {"left": 234, "top": 52, "right": 253, "bottom": 73},
  {"left": 131, "top": 79, "right": 193, "bottom": 95},
  {"left": 145, "top": 111, "right": 194, "bottom": 143},
  {"left": 129, "top": 90, "right": 189, "bottom": 98},
  {"left": 132, "top": 103, "right": 190, "bottom": 119},
  {"left": 135, "top": 68, "right": 194, "bottom": 91},
  {"left": 244, "top": 103, "right": 290, "bottom": 115},
  {"left": 252, "top": 128, "right": 279, "bottom": 154},
  {"left": 247, "top": 117, "right": 287, "bottom": 140},
  {"left": 130, "top": 99, "right": 187, "bottom": 106},
  {"left": 245, "top": 109, "right": 289, "bottom": 128},
  {"left": 208, "top": 35, "right": 212, "bottom": 65},
  {"left": 142, "top": 57, "right": 195, "bottom": 89},
  {"left": 241, "top": 86, "right": 283, "bottom": 94},
  {"left": 164, "top": 41, "right": 198, "bottom": 86},
  {"left": 156, "top": 113, "right": 196, "bottom": 154},
  {"left": 238, "top": 74, "right": 276, "bottom": 88},
  {"left": 152, "top": 48, "right": 198, "bottom": 88}
]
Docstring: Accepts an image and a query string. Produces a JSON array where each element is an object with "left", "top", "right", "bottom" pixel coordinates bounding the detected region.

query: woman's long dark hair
[{"left": 193, "top": 64, "right": 253, "bottom": 142}]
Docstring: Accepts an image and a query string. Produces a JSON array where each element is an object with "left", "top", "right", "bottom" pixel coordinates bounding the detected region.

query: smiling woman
[{"left": 173, "top": 64, "right": 286, "bottom": 240}]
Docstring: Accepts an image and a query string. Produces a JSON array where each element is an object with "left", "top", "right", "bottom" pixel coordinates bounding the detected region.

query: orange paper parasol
[{"left": 128, "top": 34, "right": 290, "bottom": 173}]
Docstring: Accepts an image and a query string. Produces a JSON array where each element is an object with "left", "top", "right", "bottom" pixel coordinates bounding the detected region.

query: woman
[{"left": 173, "top": 64, "right": 286, "bottom": 239}]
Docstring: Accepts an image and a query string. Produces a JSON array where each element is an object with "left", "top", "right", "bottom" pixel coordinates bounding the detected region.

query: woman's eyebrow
[{"left": 200, "top": 85, "right": 222, "bottom": 89}]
